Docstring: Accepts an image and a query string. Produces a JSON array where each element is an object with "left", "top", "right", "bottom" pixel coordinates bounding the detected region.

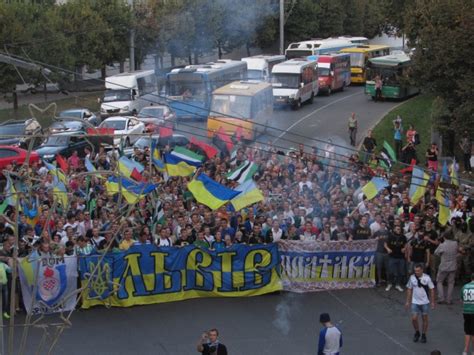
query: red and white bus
[{"left": 317, "top": 53, "right": 351, "bottom": 95}]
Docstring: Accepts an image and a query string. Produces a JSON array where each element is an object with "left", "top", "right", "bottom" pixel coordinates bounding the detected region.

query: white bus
[
  {"left": 100, "top": 70, "right": 159, "bottom": 118},
  {"left": 271, "top": 59, "right": 319, "bottom": 110},
  {"left": 336, "top": 36, "right": 369, "bottom": 45},
  {"left": 285, "top": 39, "right": 355, "bottom": 60},
  {"left": 241, "top": 55, "right": 286, "bottom": 82}
]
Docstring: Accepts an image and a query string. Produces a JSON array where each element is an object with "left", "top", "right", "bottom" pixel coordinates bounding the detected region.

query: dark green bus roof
[{"left": 368, "top": 53, "right": 411, "bottom": 67}]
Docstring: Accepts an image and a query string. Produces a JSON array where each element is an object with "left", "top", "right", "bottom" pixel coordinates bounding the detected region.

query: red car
[{"left": 0, "top": 145, "right": 40, "bottom": 172}]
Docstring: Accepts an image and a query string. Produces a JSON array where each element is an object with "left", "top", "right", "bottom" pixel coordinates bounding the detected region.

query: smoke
[{"left": 272, "top": 293, "right": 300, "bottom": 336}]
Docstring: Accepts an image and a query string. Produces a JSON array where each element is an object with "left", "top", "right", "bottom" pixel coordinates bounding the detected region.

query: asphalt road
[
  {"left": 15, "top": 287, "right": 462, "bottom": 354},
  {"left": 177, "top": 86, "right": 401, "bottom": 152}
]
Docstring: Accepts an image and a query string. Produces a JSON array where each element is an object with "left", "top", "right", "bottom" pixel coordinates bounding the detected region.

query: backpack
[{"left": 414, "top": 133, "right": 421, "bottom": 145}]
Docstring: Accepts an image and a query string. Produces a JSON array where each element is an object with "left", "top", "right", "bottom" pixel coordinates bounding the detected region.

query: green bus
[{"left": 365, "top": 53, "right": 420, "bottom": 100}]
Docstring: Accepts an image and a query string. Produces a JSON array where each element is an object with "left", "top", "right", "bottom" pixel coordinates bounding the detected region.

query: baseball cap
[{"left": 319, "top": 313, "right": 331, "bottom": 323}]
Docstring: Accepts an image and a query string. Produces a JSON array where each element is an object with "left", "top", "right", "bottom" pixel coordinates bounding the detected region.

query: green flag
[{"left": 0, "top": 199, "right": 8, "bottom": 215}]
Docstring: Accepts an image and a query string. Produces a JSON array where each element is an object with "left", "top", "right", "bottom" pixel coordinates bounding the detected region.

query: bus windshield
[
  {"left": 348, "top": 53, "right": 365, "bottom": 68},
  {"left": 168, "top": 80, "right": 206, "bottom": 100},
  {"left": 103, "top": 89, "right": 131, "bottom": 102},
  {"left": 211, "top": 95, "right": 252, "bottom": 118},
  {"left": 366, "top": 67, "right": 401, "bottom": 86},
  {"left": 272, "top": 73, "right": 300, "bottom": 89},
  {"left": 318, "top": 67, "right": 330, "bottom": 76},
  {"left": 247, "top": 70, "right": 264, "bottom": 80}
]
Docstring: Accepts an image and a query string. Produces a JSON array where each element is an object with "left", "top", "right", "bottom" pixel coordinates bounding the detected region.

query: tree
[
  {"left": 316, "top": 0, "right": 345, "bottom": 38},
  {"left": 284, "top": 0, "right": 320, "bottom": 44},
  {"left": 404, "top": 0, "right": 474, "bottom": 148}
]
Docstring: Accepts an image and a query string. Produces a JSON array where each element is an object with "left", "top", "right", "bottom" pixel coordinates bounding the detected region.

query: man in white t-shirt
[{"left": 405, "top": 264, "right": 435, "bottom": 344}]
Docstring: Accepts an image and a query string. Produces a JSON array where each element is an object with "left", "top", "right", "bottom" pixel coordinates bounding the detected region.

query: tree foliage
[{"left": 404, "top": 0, "right": 474, "bottom": 139}]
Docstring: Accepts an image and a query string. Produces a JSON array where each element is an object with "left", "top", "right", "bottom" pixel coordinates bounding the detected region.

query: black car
[
  {"left": 35, "top": 132, "right": 93, "bottom": 161},
  {"left": 49, "top": 120, "right": 87, "bottom": 133},
  {"left": 0, "top": 119, "right": 43, "bottom": 149}
]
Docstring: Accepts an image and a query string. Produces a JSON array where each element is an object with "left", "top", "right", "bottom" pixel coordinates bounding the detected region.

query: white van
[
  {"left": 100, "top": 70, "right": 159, "bottom": 118},
  {"left": 241, "top": 55, "right": 286, "bottom": 81},
  {"left": 271, "top": 59, "right": 319, "bottom": 110}
]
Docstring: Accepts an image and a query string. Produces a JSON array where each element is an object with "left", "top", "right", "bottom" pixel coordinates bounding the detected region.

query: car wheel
[
  {"left": 309, "top": 93, "right": 314, "bottom": 104},
  {"left": 292, "top": 99, "right": 301, "bottom": 110}
]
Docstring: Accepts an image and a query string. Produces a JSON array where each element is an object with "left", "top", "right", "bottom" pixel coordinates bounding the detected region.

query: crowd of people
[{"left": 0, "top": 123, "right": 472, "bottom": 321}]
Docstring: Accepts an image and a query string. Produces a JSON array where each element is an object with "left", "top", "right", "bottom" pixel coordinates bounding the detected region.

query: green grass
[
  {"left": 372, "top": 94, "right": 434, "bottom": 163},
  {"left": 0, "top": 92, "right": 102, "bottom": 127}
]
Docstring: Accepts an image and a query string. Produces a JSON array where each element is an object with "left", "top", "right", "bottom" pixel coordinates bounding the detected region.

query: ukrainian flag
[
  {"left": 118, "top": 156, "right": 144, "bottom": 179},
  {"left": 361, "top": 177, "right": 389, "bottom": 200},
  {"left": 409, "top": 166, "right": 430, "bottom": 205},
  {"left": 230, "top": 180, "right": 264, "bottom": 211},
  {"left": 188, "top": 173, "right": 241, "bottom": 210},
  {"left": 53, "top": 181, "right": 68, "bottom": 208},
  {"left": 151, "top": 140, "right": 165, "bottom": 170},
  {"left": 164, "top": 153, "right": 196, "bottom": 177},
  {"left": 105, "top": 176, "right": 158, "bottom": 204}
]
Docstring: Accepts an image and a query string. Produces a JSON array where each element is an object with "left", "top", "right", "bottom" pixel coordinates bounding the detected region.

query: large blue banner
[{"left": 79, "top": 244, "right": 282, "bottom": 308}]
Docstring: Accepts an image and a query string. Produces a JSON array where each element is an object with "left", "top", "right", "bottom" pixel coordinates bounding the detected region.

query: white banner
[{"left": 18, "top": 255, "right": 78, "bottom": 315}]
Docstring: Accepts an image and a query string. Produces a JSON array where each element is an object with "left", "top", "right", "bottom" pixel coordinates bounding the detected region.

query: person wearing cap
[{"left": 317, "top": 313, "right": 342, "bottom": 355}]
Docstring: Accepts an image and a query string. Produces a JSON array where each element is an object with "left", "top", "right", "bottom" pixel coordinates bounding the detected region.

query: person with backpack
[{"left": 405, "top": 264, "right": 436, "bottom": 344}]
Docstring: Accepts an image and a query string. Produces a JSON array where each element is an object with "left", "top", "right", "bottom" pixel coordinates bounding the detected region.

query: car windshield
[
  {"left": 44, "top": 136, "right": 69, "bottom": 146},
  {"left": 50, "top": 121, "right": 82, "bottom": 131},
  {"left": 272, "top": 73, "right": 300, "bottom": 89},
  {"left": 0, "top": 124, "right": 24, "bottom": 136},
  {"left": 101, "top": 120, "right": 126, "bottom": 130},
  {"left": 211, "top": 95, "right": 251, "bottom": 118},
  {"left": 103, "top": 89, "right": 131, "bottom": 102},
  {"left": 348, "top": 53, "right": 365, "bottom": 68},
  {"left": 138, "top": 107, "right": 165, "bottom": 118},
  {"left": 247, "top": 70, "right": 264, "bottom": 80},
  {"left": 134, "top": 137, "right": 152, "bottom": 149},
  {"left": 59, "top": 110, "right": 82, "bottom": 118}
]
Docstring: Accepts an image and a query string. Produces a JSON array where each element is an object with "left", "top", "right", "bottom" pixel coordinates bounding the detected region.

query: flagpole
[{"left": 7, "top": 186, "right": 20, "bottom": 355}]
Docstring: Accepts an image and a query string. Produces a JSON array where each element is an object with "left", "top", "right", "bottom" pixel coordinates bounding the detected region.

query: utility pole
[
  {"left": 279, "top": 0, "right": 285, "bottom": 55},
  {"left": 129, "top": 0, "right": 135, "bottom": 72}
]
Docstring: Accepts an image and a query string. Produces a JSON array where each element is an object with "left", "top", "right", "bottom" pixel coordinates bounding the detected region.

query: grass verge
[
  {"left": 0, "top": 92, "right": 102, "bottom": 127},
  {"left": 372, "top": 94, "right": 434, "bottom": 164}
]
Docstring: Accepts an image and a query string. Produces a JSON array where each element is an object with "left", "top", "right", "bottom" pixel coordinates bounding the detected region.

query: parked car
[
  {"left": 99, "top": 116, "right": 145, "bottom": 146},
  {"left": 0, "top": 145, "right": 40, "bottom": 171},
  {"left": 35, "top": 132, "right": 92, "bottom": 161},
  {"left": 49, "top": 120, "right": 86, "bottom": 134},
  {"left": 137, "top": 105, "right": 177, "bottom": 132},
  {"left": 58, "top": 108, "right": 100, "bottom": 126},
  {"left": 121, "top": 134, "right": 190, "bottom": 157},
  {"left": 0, "top": 119, "right": 43, "bottom": 149}
]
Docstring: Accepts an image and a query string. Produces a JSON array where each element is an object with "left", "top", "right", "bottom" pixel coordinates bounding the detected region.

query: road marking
[
  {"left": 329, "top": 290, "right": 416, "bottom": 355},
  {"left": 272, "top": 91, "right": 363, "bottom": 144}
]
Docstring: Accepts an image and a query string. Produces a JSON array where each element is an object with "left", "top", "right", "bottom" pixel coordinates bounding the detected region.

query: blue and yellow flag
[
  {"left": 231, "top": 180, "right": 264, "bottom": 211},
  {"left": 450, "top": 158, "right": 459, "bottom": 187},
  {"left": 151, "top": 140, "right": 165, "bottom": 170},
  {"left": 105, "top": 176, "right": 158, "bottom": 204},
  {"left": 164, "top": 153, "right": 196, "bottom": 177},
  {"left": 409, "top": 166, "right": 430, "bottom": 205},
  {"left": 53, "top": 181, "right": 68, "bottom": 208},
  {"left": 361, "top": 177, "right": 389, "bottom": 200},
  {"left": 436, "top": 187, "right": 450, "bottom": 226},
  {"left": 188, "top": 174, "right": 241, "bottom": 210}
]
